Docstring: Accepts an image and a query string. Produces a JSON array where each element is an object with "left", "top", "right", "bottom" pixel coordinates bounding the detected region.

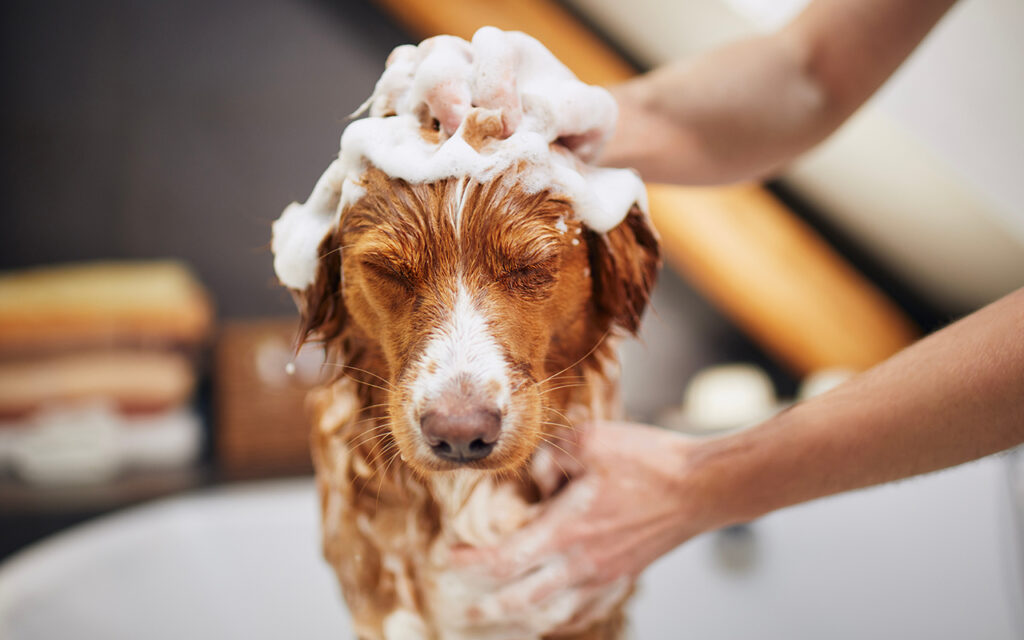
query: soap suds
[
  {"left": 272, "top": 26, "right": 646, "bottom": 291},
  {"left": 271, "top": 159, "right": 345, "bottom": 290},
  {"left": 383, "top": 609, "right": 428, "bottom": 640}
]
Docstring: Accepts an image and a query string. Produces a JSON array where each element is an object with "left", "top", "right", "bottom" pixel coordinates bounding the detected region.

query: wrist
[
  {"left": 672, "top": 437, "right": 733, "bottom": 535},
  {"left": 659, "top": 433, "right": 736, "bottom": 545},
  {"left": 676, "top": 415, "right": 792, "bottom": 533}
]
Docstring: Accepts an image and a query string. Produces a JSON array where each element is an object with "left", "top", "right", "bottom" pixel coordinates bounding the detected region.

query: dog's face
[{"left": 300, "top": 166, "right": 658, "bottom": 476}]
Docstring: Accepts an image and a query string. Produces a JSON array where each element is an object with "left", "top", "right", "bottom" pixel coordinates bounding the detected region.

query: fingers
[
  {"left": 456, "top": 552, "right": 592, "bottom": 632},
  {"left": 557, "top": 129, "right": 608, "bottom": 163},
  {"left": 531, "top": 434, "right": 586, "bottom": 498},
  {"left": 448, "top": 502, "right": 558, "bottom": 577},
  {"left": 424, "top": 79, "right": 472, "bottom": 135},
  {"left": 370, "top": 44, "right": 419, "bottom": 118},
  {"left": 443, "top": 541, "right": 581, "bottom": 634},
  {"left": 449, "top": 474, "right": 600, "bottom": 583},
  {"left": 368, "top": 29, "right": 612, "bottom": 148},
  {"left": 456, "top": 554, "right": 627, "bottom": 635},
  {"left": 413, "top": 36, "right": 473, "bottom": 135},
  {"left": 492, "top": 554, "right": 577, "bottom": 612},
  {"left": 470, "top": 27, "right": 522, "bottom": 137},
  {"left": 552, "top": 577, "right": 633, "bottom": 635},
  {"left": 439, "top": 465, "right": 634, "bottom": 635},
  {"left": 547, "top": 84, "right": 618, "bottom": 162},
  {"left": 448, "top": 519, "right": 551, "bottom": 581}
]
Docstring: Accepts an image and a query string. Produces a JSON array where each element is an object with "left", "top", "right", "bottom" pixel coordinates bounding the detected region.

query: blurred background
[
  {"left": 0, "top": 0, "right": 414, "bottom": 554},
  {"left": 0, "top": 0, "right": 1022, "bottom": 638}
]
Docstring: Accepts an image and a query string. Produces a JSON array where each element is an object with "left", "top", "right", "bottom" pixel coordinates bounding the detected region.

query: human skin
[
  {"left": 444, "top": 0, "right": 1024, "bottom": 632},
  {"left": 600, "top": 0, "right": 958, "bottom": 184},
  {"left": 451, "top": 286, "right": 1024, "bottom": 632}
]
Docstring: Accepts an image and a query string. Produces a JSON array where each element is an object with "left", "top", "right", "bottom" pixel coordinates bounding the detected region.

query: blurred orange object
[{"left": 0, "top": 261, "right": 212, "bottom": 357}]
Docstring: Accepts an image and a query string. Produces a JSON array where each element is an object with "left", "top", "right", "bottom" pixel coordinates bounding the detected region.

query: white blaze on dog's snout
[{"left": 411, "top": 283, "right": 510, "bottom": 419}]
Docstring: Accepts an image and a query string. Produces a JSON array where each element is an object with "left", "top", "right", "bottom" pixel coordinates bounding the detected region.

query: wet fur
[{"left": 297, "top": 163, "right": 658, "bottom": 638}]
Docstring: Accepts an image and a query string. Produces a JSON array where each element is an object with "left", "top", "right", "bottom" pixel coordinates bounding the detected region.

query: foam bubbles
[
  {"left": 272, "top": 27, "right": 646, "bottom": 291},
  {"left": 271, "top": 159, "right": 344, "bottom": 290}
]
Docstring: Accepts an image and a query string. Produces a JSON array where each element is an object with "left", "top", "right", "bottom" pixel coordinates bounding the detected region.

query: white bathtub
[{"left": 1, "top": 455, "right": 1021, "bottom": 639}]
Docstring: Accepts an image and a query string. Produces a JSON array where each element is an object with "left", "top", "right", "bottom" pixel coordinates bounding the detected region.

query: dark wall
[{"left": 0, "top": 0, "right": 408, "bottom": 317}]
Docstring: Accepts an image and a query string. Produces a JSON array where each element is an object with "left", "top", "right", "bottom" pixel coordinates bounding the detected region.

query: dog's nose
[{"left": 420, "top": 407, "right": 501, "bottom": 462}]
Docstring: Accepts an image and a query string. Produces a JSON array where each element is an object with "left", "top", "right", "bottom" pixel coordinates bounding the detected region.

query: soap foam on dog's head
[{"left": 272, "top": 26, "right": 647, "bottom": 291}]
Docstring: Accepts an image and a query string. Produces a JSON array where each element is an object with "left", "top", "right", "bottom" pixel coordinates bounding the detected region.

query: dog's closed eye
[
  {"left": 361, "top": 257, "right": 416, "bottom": 292},
  {"left": 497, "top": 256, "right": 558, "bottom": 298}
]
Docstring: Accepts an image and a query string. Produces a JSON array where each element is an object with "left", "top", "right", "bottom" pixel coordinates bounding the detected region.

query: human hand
[
  {"left": 366, "top": 27, "right": 618, "bottom": 161},
  {"left": 596, "top": 72, "right": 716, "bottom": 184},
  {"left": 440, "top": 421, "right": 708, "bottom": 635}
]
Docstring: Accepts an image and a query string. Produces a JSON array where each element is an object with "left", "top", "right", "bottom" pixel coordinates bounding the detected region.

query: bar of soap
[{"left": 683, "top": 364, "right": 777, "bottom": 432}]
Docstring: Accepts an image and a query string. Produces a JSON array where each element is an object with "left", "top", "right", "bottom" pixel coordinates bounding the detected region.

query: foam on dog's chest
[{"left": 272, "top": 26, "right": 647, "bottom": 291}]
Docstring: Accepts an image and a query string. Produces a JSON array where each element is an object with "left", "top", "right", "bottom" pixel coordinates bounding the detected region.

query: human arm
[
  {"left": 450, "top": 286, "right": 1024, "bottom": 632},
  {"left": 697, "top": 286, "right": 1024, "bottom": 525},
  {"left": 601, "top": 0, "right": 958, "bottom": 184}
]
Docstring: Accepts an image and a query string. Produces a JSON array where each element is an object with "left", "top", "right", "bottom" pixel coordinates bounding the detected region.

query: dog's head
[
  {"left": 292, "top": 161, "right": 657, "bottom": 475},
  {"left": 274, "top": 28, "right": 659, "bottom": 476}
]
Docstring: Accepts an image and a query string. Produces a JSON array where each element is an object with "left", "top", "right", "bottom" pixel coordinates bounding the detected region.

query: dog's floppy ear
[
  {"left": 295, "top": 228, "right": 347, "bottom": 347},
  {"left": 587, "top": 205, "right": 661, "bottom": 334},
  {"left": 272, "top": 160, "right": 350, "bottom": 349}
]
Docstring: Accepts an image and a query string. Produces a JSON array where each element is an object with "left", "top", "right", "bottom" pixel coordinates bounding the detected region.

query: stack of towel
[{"left": 0, "top": 261, "right": 212, "bottom": 485}]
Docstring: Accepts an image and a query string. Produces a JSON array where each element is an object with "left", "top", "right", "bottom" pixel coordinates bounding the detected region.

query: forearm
[
  {"left": 603, "top": 34, "right": 823, "bottom": 184},
  {"left": 601, "top": 0, "right": 957, "bottom": 185},
  {"left": 688, "top": 287, "right": 1024, "bottom": 530},
  {"left": 446, "top": 289, "right": 1021, "bottom": 622}
]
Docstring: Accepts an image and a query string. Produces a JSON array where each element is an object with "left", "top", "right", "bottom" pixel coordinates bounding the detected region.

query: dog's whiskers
[
  {"left": 375, "top": 445, "right": 403, "bottom": 509},
  {"left": 536, "top": 329, "right": 611, "bottom": 387},
  {"left": 347, "top": 426, "right": 392, "bottom": 451},
  {"left": 537, "top": 434, "right": 580, "bottom": 480},
  {"left": 542, "top": 405, "right": 575, "bottom": 425},
  {"left": 355, "top": 441, "right": 395, "bottom": 504},
  {"left": 323, "top": 362, "right": 395, "bottom": 391},
  {"left": 363, "top": 426, "right": 396, "bottom": 461},
  {"left": 353, "top": 401, "right": 390, "bottom": 414},
  {"left": 542, "top": 374, "right": 589, "bottom": 382},
  {"left": 323, "top": 362, "right": 395, "bottom": 390},
  {"left": 347, "top": 413, "right": 390, "bottom": 430},
  {"left": 539, "top": 382, "right": 593, "bottom": 396},
  {"left": 317, "top": 242, "right": 358, "bottom": 262},
  {"left": 541, "top": 377, "right": 617, "bottom": 392},
  {"left": 538, "top": 421, "right": 578, "bottom": 439}
]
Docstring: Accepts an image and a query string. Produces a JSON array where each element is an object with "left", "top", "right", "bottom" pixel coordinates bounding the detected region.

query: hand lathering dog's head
[{"left": 294, "top": 163, "right": 657, "bottom": 475}]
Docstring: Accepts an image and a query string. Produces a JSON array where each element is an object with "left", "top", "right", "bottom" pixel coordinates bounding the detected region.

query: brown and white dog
[
  {"left": 288, "top": 158, "right": 658, "bottom": 639},
  {"left": 274, "top": 28, "right": 659, "bottom": 640}
]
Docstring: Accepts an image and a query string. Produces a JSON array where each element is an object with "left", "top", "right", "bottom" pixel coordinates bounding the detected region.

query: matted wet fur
[{"left": 295, "top": 162, "right": 659, "bottom": 638}]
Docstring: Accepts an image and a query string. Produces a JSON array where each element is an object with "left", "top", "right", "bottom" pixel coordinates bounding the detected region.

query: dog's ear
[
  {"left": 295, "top": 228, "right": 348, "bottom": 347},
  {"left": 587, "top": 205, "right": 660, "bottom": 334},
  {"left": 272, "top": 159, "right": 350, "bottom": 349}
]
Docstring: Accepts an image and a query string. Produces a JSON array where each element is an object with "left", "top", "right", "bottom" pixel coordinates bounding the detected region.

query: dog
[{"left": 273, "top": 28, "right": 659, "bottom": 639}]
